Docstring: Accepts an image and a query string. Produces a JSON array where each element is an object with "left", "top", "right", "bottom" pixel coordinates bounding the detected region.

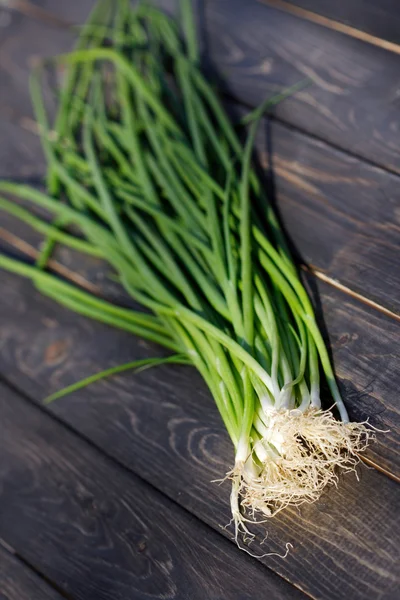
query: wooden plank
[
  {"left": 2, "top": 100, "right": 400, "bottom": 317},
  {"left": 0, "top": 121, "right": 46, "bottom": 179},
  {"left": 0, "top": 545, "right": 64, "bottom": 600},
  {"left": 0, "top": 0, "right": 176, "bottom": 178},
  {"left": 1, "top": 0, "right": 400, "bottom": 314},
  {"left": 0, "top": 381, "right": 302, "bottom": 600},
  {"left": 1, "top": 0, "right": 399, "bottom": 313},
  {"left": 264, "top": 119, "right": 400, "bottom": 315},
  {"left": 3, "top": 0, "right": 400, "bottom": 175},
  {"left": 0, "top": 269, "right": 398, "bottom": 599},
  {"left": 279, "top": 0, "right": 400, "bottom": 46},
  {"left": 204, "top": 0, "right": 400, "bottom": 173},
  {"left": 0, "top": 193, "right": 399, "bottom": 472},
  {"left": 0, "top": 0, "right": 176, "bottom": 122},
  {"left": 0, "top": 0, "right": 88, "bottom": 178},
  {"left": 0, "top": 0, "right": 93, "bottom": 118},
  {"left": 0, "top": 0, "right": 93, "bottom": 26}
]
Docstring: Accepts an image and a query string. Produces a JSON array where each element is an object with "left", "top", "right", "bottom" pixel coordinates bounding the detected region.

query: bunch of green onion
[{"left": 0, "top": 0, "right": 371, "bottom": 546}]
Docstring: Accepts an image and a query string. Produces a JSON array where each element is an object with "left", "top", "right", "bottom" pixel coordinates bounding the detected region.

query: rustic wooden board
[
  {"left": 1, "top": 3, "right": 399, "bottom": 597},
  {"left": 0, "top": 207, "right": 399, "bottom": 473},
  {"left": 0, "top": 0, "right": 176, "bottom": 178},
  {"left": 0, "top": 381, "right": 302, "bottom": 600},
  {"left": 0, "top": 1, "right": 87, "bottom": 178},
  {"left": 283, "top": 0, "right": 400, "bottom": 45},
  {"left": 264, "top": 120, "right": 400, "bottom": 315},
  {"left": 2, "top": 101, "right": 400, "bottom": 317},
  {"left": 0, "top": 0, "right": 93, "bottom": 117},
  {"left": 3, "top": 0, "right": 400, "bottom": 173},
  {"left": 205, "top": 0, "right": 400, "bottom": 173},
  {"left": 0, "top": 545, "right": 64, "bottom": 600},
  {"left": 0, "top": 269, "right": 399, "bottom": 600},
  {"left": 0, "top": 122, "right": 46, "bottom": 179},
  {"left": 1, "top": 0, "right": 400, "bottom": 314}
]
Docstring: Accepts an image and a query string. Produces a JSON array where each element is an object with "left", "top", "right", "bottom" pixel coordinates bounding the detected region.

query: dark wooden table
[{"left": 0, "top": 2, "right": 399, "bottom": 599}]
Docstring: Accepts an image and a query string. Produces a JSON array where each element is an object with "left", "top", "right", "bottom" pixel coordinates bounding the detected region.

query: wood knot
[
  {"left": 336, "top": 333, "right": 359, "bottom": 347},
  {"left": 44, "top": 339, "right": 70, "bottom": 365}
]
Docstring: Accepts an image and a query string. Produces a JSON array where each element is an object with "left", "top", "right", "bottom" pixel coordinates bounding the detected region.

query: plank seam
[
  {"left": 1, "top": 183, "right": 399, "bottom": 326},
  {"left": 0, "top": 540, "right": 72, "bottom": 600},
  {"left": 358, "top": 456, "right": 400, "bottom": 485},
  {"left": 1, "top": 212, "right": 399, "bottom": 482},
  {"left": 304, "top": 266, "right": 400, "bottom": 324},
  {"left": 220, "top": 94, "right": 400, "bottom": 179},
  {"left": 257, "top": 0, "right": 400, "bottom": 55},
  {"left": 2, "top": 0, "right": 73, "bottom": 28},
  {"left": 0, "top": 373, "right": 313, "bottom": 600},
  {"left": 0, "top": 226, "right": 100, "bottom": 294},
  {"left": 4, "top": 100, "right": 400, "bottom": 179}
]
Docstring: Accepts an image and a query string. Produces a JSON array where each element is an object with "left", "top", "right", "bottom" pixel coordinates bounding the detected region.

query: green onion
[
  {"left": 0, "top": 0, "right": 372, "bottom": 549},
  {"left": 44, "top": 354, "right": 190, "bottom": 404}
]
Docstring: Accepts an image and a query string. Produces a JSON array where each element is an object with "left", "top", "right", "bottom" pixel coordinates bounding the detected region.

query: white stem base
[{"left": 229, "top": 407, "right": 373, "bottom": 544}]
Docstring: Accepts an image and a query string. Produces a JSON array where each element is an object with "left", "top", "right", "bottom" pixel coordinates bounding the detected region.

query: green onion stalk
[{"left": 0, "top": 0, "right": 372, "bottom": 546}]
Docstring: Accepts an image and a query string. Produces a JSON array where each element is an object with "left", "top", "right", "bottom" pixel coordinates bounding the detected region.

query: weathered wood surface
[
  {"left": 0, "top": 0, "right": 92, "bottom": 117},
  {"left": 205, "top": 0, "right": 400, "bottom": 173},
  {"left": 2, "top": 105, "right": 400, "bottom": 317},
  {"left": 0, "top": 1, "right": 176, "bottom": 179},
  {"left": 263, "top": 120, "right": 400, "bottom": 315},
  {"left": 0, "top": 545, "right": 64, "bottom": 600},
  {"left": 0, "top": 381, "right": 303, "bottom": 600},
  {"left": 0, "top": 204, "right": 398, "bottom": 475},
  {"left": 1, "top": 1, "right": 400, "bottom": 314},
  {"left": 280, "top": 0, "right": 400, "bottom": 45},
  {"left": 0, "top": 1, "right": 86, "bottom": 177},
  {"left": 3, "top": 0, "right": 400, "bottom": 172},
  {"left": 1, "top": 206, "right": 399, "bottom": 475},
  {"left": 0, "top": 269, "right": 399, "bottom": 600},
  {"left": 0, "top": 1, "right": 399, "bottom": 599}
]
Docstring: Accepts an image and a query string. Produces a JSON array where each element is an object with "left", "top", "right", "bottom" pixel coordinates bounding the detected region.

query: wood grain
[
  {"left": 0, "top": 269, "right": 399, "bottom": 599},
  {"left": 0, "top": 381, "right": 302, "bottom": 600},
  {"left": 263, "top": 119, "right": 400, "bottom": 315},
  {"left": 0, "top": 121, "right": 46, "bottom": 179},
  {"left": 0, "top": 545, "right": 64, "bottom": 600},
  {"left": 2, "top": 102, "right": 400, "bottom": 318},
  {"left": 1, "top": 0, "right": 400, "bottom": 315},
  {"left": 0, "top": 0, "right": 86, "bottom": 178},
  {"left": 281, "top": 0, "right": 400, "bottom": 46},
  {"left": 0, "top": 3, "right": 399, "bottom": 596},
  {"left": 0, "top": 0, "right": 93, "bottom": 118},
  {"left": 0, "top": 0, "right": 176, "bottom": 178},
  {"left": 205, "top": 0, "right": 400, "bottom": 173},
  {"left": 0, "top": 198, "right": 399, "bottom": 473}
]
